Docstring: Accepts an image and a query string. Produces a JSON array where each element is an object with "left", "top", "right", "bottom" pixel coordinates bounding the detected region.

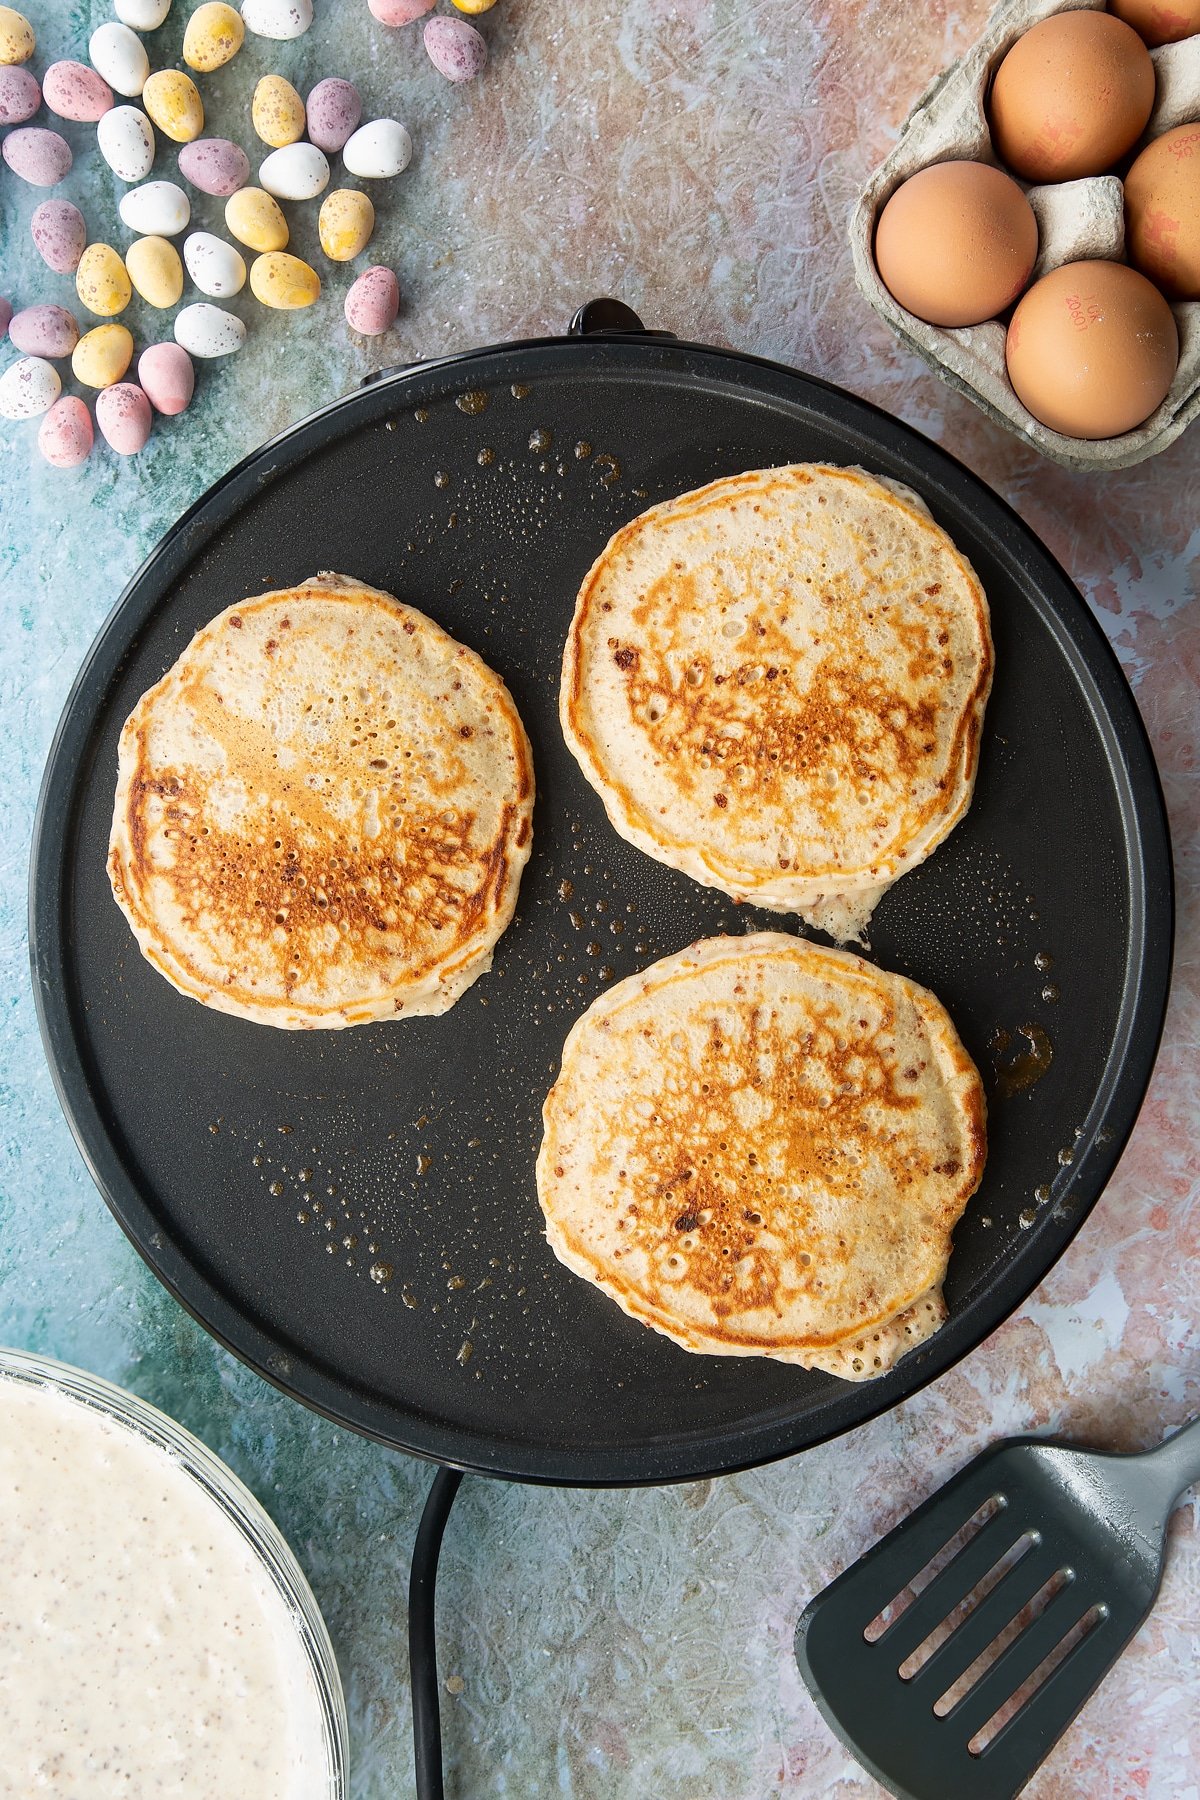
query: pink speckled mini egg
[
  {"left": 0, "top": 64, "right": 40, "bottom": 125},
  {"left": 138, "top": 342, "right": 195, "bottom": 415},
  {"left": 9, "top": 304, "right": 80, "bottom": 359},
  {"left": 423, "top": 16, "right": 487, "bottom": 82},
  {"left": 31, "top": 199, "right": 88, "bottom": 273},
  {"left": 3, "top": 126, "right": 72, "bottom": 187},
  {"left": 96, "top": 381, "right": 152, "bottom": 455},
  {"left": 42, "top": 59, "right": 115, "bottom": 122},
  {"left": 38, "top": 396, "right": 94, "bottom": 469},
  {"left": 344, "top": 265, "right": 399, "bottom": 336},
  {"left": 305, "top": 77, "right": 360, "bottom": 153},
  {"left": 178, "top": 137, "right": 250, "bottom": 196},
  {"left": 369, "top": 0, "right": 434, "bottom": 23}
]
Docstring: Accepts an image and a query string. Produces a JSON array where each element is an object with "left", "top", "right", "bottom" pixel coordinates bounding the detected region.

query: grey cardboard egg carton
[{"left": 850, "top": 0, "right": 1200, "bottom": 468}]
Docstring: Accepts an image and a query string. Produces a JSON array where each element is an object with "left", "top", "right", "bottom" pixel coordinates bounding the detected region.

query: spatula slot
[
  {"left": 898, "top": 1528, "right": 1039, "bottom": 1680},
  {"left": 862, "top": 1493, "right": 1005, "bottom": 1644},
  {"left": 967, "top": 1601, "right": 1109, "bottom": 1755},
  {"left": 932, "top": 1565, "right": 1072, "bottom": 1715}
]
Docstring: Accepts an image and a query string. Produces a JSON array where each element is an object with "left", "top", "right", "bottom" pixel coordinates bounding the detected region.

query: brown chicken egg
[
  {"left": 1125, "top": 124, "right": 1200, "bottom": 300},
  {"left": 1006, "top": 259, "right": 1178, "bottom": 438},
  {"left": 1109, "top": 0, "right": 1200, "bottom": 49},
  {"left": 988, "top": 11, "right": 1155, "bottom": 182},
  {"left": 873, "top": 159, "right": 1038, "bottom": 327}
]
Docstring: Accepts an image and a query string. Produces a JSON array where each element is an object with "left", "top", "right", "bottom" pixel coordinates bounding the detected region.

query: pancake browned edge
[
  {"left": 561, "top": 464, "right": 993, "bottom": 943},
  {"left": 108, "top": 573, "right": 534, "bottom": 1029},
  {"left": 537, "top": 932, "right": 986, "bottom": 1380}
]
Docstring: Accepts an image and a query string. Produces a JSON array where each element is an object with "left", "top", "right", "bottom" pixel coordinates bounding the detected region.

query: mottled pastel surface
[{"left": 1, "top": 2, "right": 1196, "bottom": 1796}]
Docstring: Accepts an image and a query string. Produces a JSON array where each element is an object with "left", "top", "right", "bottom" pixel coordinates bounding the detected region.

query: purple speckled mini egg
[
  {"left": 138, "top": 342, "right": 195, "bottom": 416},
  {"left": 3, "top": 127, "right": 73, "bottom": 188},
  {"left": 344, "top": 265, "right": 399, "bottom": 336},
  {"left": 31, "top": 199, "right": 88, "bottom": 274},
  {"left": 423, "top": 16, "right": 487, "bottom": 82},
  {"left": 9, "top": 304, "right": 80, "bottom": 360},
  {"left": 96, "top": 382, "right": 153, "bottom": 455},
  {"left": 42, "top": 60, "right": 115, "bottom": 123},
  {"left": 178, "top": 137, "right": 250, "bottom": 197},
  {"left": 0, "top": 65, "right": 40, "bottom": 126},
  {"left": 38, "top": 396, "right": 94, "bottom": 469},
  {"left": 305, "top": 78, "right": 361, "bottom": 153}
]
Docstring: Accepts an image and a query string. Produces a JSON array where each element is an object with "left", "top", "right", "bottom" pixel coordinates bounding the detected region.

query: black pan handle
[{"left": 569, "top": 296, "right": 676, "bottom": 340}]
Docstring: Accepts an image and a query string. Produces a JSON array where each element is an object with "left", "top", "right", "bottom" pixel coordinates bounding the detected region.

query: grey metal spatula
[{"left": 795, "top": 1417, "right": 1200, "bottom": 1800}]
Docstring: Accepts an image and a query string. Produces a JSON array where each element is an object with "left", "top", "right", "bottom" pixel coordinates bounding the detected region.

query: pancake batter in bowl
[{"left": 0, "top": 1356, "right": 341, "bottom": 1798}]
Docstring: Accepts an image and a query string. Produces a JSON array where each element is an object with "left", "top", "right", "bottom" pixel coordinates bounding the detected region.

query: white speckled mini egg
[
  {"left": 119, "top": 179, "right": 190, "bottom": 237},
  {"left": 174, "top": 301, "right": 246, "bottom": 357},
  {"left": 241, "top": 0, "right": 312, "bottom": 40},
  {"left": 114, "top": 0, "right": 172, "bottom": 26},
  {"left": 97, "top": 106, "right": 156, "bottom": 182},
  {"left": 0, "top": 355, "right": 61, "bottom": 419},
  {"left": 184, "top": 230, "right": 247, "bottom": 296},
  {"left": 89, "top": 22, "right": 150, "bottom": 98},
  {"left": 259, "top": 142, "right": 329, "bottom": 200},
  {"left": 342, "top": 119, "right": 411, "bottom": 180},
  {"left": 96, "top": 381, "right": 152, "bottom": 454}
]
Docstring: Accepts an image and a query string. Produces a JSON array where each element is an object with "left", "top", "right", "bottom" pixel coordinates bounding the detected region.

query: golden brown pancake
[
  {"left": 561, "top": 464, "right": 993, "bottom": 941},
  {"left": 108, "top": 573, "right": 534, "bottom": 1028},
  {"left": 537, "top": 932, "right": 986, "bottom": 1379}
]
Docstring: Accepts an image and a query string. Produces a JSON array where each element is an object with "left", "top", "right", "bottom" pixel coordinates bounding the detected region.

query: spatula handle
[{"left": 1147, "top": 1415, "right": 1200, "bottom": 1500}]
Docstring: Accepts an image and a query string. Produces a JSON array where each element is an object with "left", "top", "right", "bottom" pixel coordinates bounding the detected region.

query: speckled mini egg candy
[
  {"left": 96, "top": 381, "right": 152, "bottom": 454},
  {"left": 0, "top": 64, "right": 39, "bottom": 123},
  {"left": 0, "top": 357, "right": 60, "bottom": 420},
  {"left": 184, "top": 2, "right": 245, "bottom": 70},
  {"left": 38, "top": 396, "right": 94, "bottom": 468},
  {"left": 342, "top": 119, "right": 411, "bottom": 179},
  {"left": 3, "top": 127, "right": 72, "bottom": 187},
  {"left": 72, "top": 322, "right": 135, "bottom": 388},
  {"left": 423, "top": 16, "right": 487, "bottom": 81},
  {"left": 97, "top": 106, "right": 156, "bottom": 181},
  {"left": 89, "top": 22, "right": 150, "bottom": 97},
  {"left": 305, "top": 78, "right": 360, "bottom": 153},
  {"left": 126, "top": 235, "right": 184, "bottom": 308},
  {"left": 184, "top": 231, "right": 247, "bottom": 296},
  {"left": 369, "top": 0, "right": 434, "bottom": 22},
  {"left": 318, "top": 188, "right": 374, "bottom": 261},
  {"left": 120, "top": 179, "right": 191, "bottom": 237},
  {"left": 9, "top": 304, "right": 80, "bottom": 359},
  {"left": 174, "top": 301, "right": 246, "bottom": 356},
  {"left": 0, "top": 7, "right": 34, "bottom": 64},
  {"left": 241, "top": 0, "right": 313, "bottom": 40},
  {"left": 32, "top": 200, "right": 87, "bottom": 273},
  {"left": 452, "top": 0, "right": 497, "bottom": 12},
  {"left": 344, "top": 264, "right": 398, "bottom": 335},
  {"left": 42, "top": 60, "right": 114, "bottom": 122},
  {"left": 259, "top": 142, "right": 329, "bottom": 200},
  {"left": 138, "top": 341, "right": 194, "bottom": 414},
  {"left": 252, "top": 74, "right": 305, "bottom": 147},
  {"left": 115, "top": 0, "right": 172, "bottom": 26},
  {"left": 179, "top": 138, "right": 250, "bottom": 195},
  {"left": 224, "top": 185, "right": 288, "bottom": 252},
  {"left": 250, "top": 250, "right": 320, "bottom": 308},
  {"left": 143, "top": 70, "right": 203, "bottom": 143},
  {"left": 76, "top": 244, "right": 133, "bottom": 318}
]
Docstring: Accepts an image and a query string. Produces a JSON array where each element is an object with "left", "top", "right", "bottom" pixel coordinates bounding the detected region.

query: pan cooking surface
[{"left": 31, "top": 338, "right": 1171, "bottom": 1483}]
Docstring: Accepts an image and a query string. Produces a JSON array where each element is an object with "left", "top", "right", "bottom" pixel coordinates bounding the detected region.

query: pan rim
[{"left": 28, "top": 331, "right": 1174, "bottom": 1486}]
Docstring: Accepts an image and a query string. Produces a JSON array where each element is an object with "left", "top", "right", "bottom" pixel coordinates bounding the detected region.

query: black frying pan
[{"left": 29, "top": 301, "right": 1173, "bottom": 1487}]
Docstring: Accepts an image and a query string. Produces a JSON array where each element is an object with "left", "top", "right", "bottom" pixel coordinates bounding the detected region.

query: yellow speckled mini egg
[
  {"left": 142, "top": 69, "right": 204, "bottom": 143},
  {"left": 252, "top": 74, "right": 305, "bottom": 148},
  {"left": 250, "top": 250, "right": 321, "bottom": 308},
  {"left": 0, "top": 7, "right": 34, "bottom": 65},
  {"left": 451, "top": 0, "right": 497, "bottom": 11},
  {"left": 183, "top": 1, "right": 245, "bottom": 72},
  {"left": 225, "top": 185, "right": 289, "bottom": 252},
  {"left": 318, "top": 188, "right": 375, "bottom": 262},
  {"left": 72, "top": 322, "right": 134, "bottom": 389},
  {"left": 126, "top": 235, "right": 184, "bottom": 309},
  {"left": 76, "top": 244, "right": 132, "bottom": 318}
]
